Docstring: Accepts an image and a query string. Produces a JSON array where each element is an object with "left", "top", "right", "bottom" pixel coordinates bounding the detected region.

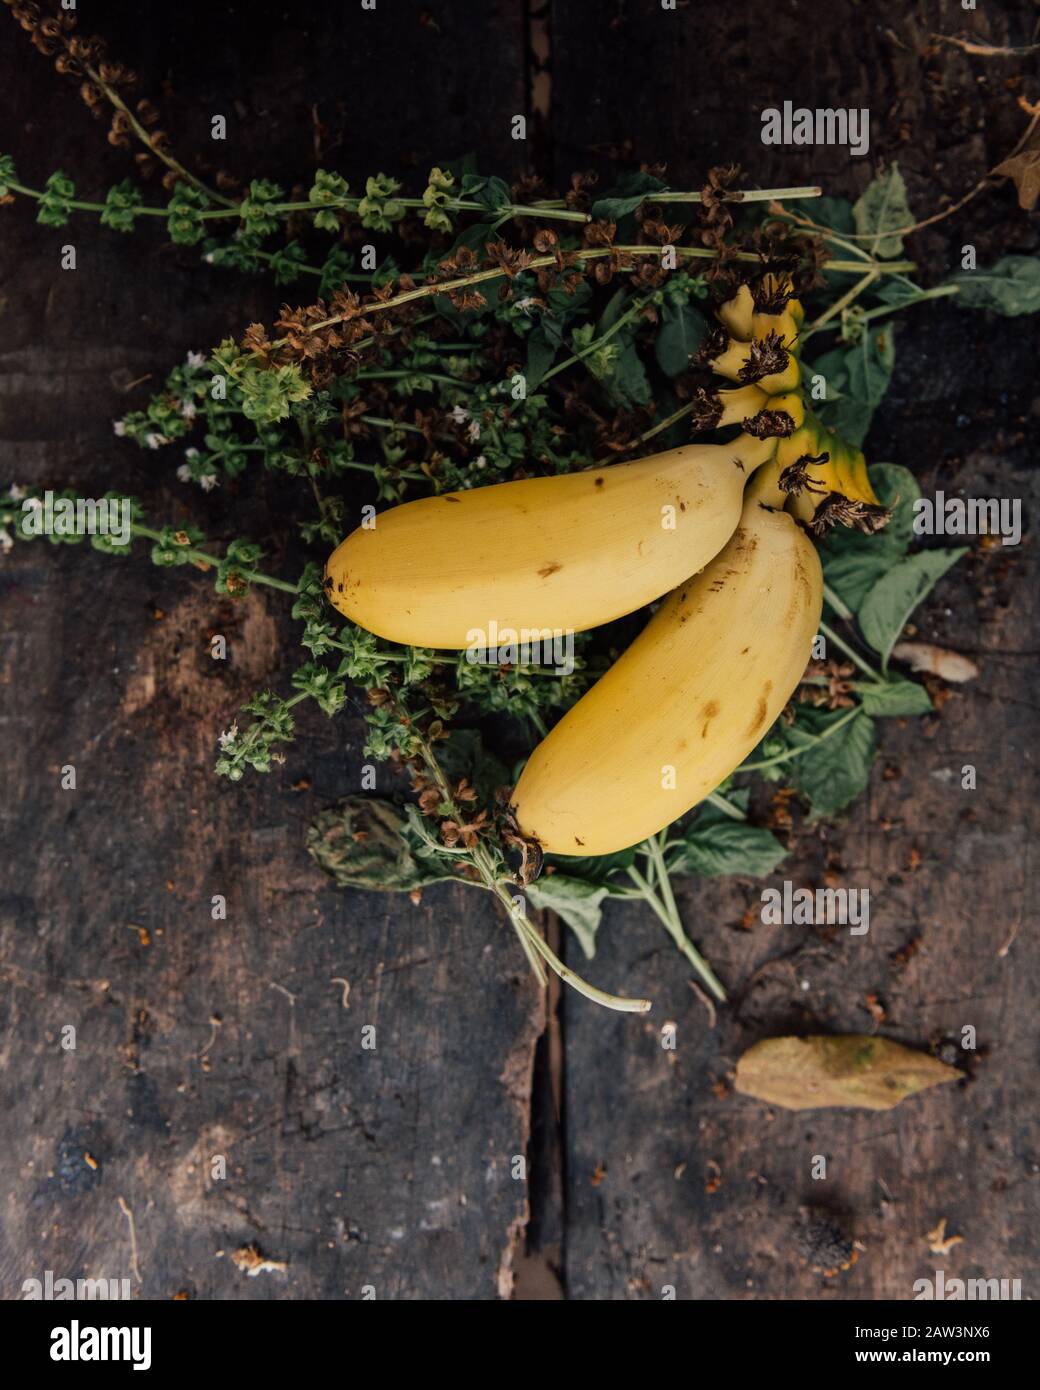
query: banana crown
[{"left": 704, "top": 272, "right": 884, "bottom": 531}]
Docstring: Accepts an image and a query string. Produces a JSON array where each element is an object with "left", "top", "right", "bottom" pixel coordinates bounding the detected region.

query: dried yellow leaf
[{"left": 734, "top": 1035, "right": 960, "bottom": 1111}]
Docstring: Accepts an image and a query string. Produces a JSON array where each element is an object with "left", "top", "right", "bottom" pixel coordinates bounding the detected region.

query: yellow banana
[
  {"left": 718, "top": 283, "right": 755, "bottom": 340},
  {"left": 778, "top": 418, "right": 882, "bottom": 527},
  {"left": 707, "top": 335, "right": 801, "bottom": 395},
  {"left": 511, "top": 463, "right": 823, "bottom": 856},
  {"left": 325, "top": 433, "right": 777, "bottom": 649}
]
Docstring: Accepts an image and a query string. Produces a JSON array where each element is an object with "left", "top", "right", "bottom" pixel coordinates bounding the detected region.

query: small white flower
[
  {"left": 199, "top": 473, "right": 219, "bottom": 492},
  {"left": 203, "top": 252, "right": 215, "bottom": 264},
  {"left": 474, "top": 455, "right": 487, "bottom": 470},
  {"left": 181, "top": 401, "right": 197, "bottom": 421},
  {"left": 113, "top": 420, "right": 126, "bottom": 437},
  {"left": 185, "top": 350, "right": 206, "bottom": 369},
  {"left": 218, "top": 722, "right": 239, "bottom": 750},
  {"left": 0, "top": 527, "right": 13, "bottom": 554},
  {"left": 449, "top": 404, "right": 469, "bottom": 424},
  {"left": 184, "top": 447, "right": 200, "bottom": 460},
  {"left": 7, "top": 484, "right": 25, "bottom": 501},
  {"left": 466, "top": 420, "right": 481, "bottom": 443},
  {"left": 514, "top": 297, "right": 537, "bottom": 315},
  {"left": 144, "top": 432, "right": 168, "bottom": 450},
  {"left": 176, "top": 464, "right": 192, "bottom": 483}
]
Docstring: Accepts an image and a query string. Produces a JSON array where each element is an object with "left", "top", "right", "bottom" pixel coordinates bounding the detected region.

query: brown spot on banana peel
[
  {"left": 747, "top": 680, "right": 774, "bottom": 737},
  {"left": 538, "top": 561, "right": 562, "bottom": 578},
  {"left": 700, "top": 699, "right": 720, "bottom": 738}
]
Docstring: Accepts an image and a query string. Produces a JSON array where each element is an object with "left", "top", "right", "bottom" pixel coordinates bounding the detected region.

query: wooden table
[{"left": 1, "top": 0, "right": 1036, "bottom": 1299}]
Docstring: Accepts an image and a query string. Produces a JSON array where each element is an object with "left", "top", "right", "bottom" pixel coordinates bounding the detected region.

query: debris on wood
[
  {"left": 231, "top": 1243, "right": 288, "bottom": 1277},
  {"left": 795, "top": 1208, "right": 860, "bottom": 1277},
  {"left": 892, "top": 641, "right": 979, "bottom": 682},
  {"left": 926, "top": 1217, "right": 964, "bottom": 1255},
  {"left": 734, "top": 1035, "right": 961, "bottom": 1111}
]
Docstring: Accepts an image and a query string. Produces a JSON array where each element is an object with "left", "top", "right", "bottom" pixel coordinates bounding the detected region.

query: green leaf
[
  {"left": 946, "top": 255, "right": 1040, "bottom": 316},
  {"left": 307, "top": 796, "right": 457, "bottom": 891},
  {"left": 858, "top": 548, "right": 967, "bottom": 668},
  {"left": 460, "top": 173, "right": 512, "bottom": 213},
  {"left": 858, "top": 678, "right": 933, "bottom": 718},
  {"left": 524, "top": 875, "right": 612, "bottom": 959},
  {"left": 671, "top": 817, "right": 788, "bottom": 878},
  {"left": 805, "top": 346, "right": 849, "bottom": 401},
  {"left": 817, "top": 325, "right": 895, "bottom": 446},
  {"left": 525, "top": 324, "right": 558, "bottom": 389},
  {"left": 821, "top": 462, "right": 920, "bottom": 611},
  {"left": 543, "top": 847, "right": 637, "bottom": 885},
  {"left": 853, "top": 163, "right": 913, "bottom": 258},
  {"left": 0, "top": 153, "right": 17, "bottom": 199},
  {"left": 846, "top": 322, "right": 895, "bottom": 406},
  {"left": 655, "top": 300, "right": 709, "bottom": 377},
  {"left": 811, "top": 196, "right": 855, "bottom": 235},
  {"left": 602, "top": 336, "right": 652, "bottom": 409},
  {"left": 435, "top": 728, "right": 510, "bottom": 807},
  {"left": 590, "top": 171, "right": 667, "bottom": 222},
  {"left": 793, "top": 710, "right": 877, "bottom": 821}
]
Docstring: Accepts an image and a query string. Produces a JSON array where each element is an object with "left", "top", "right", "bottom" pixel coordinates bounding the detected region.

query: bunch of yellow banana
[{"left": 326, "top": 274, "right": 886, "bottom": 858}]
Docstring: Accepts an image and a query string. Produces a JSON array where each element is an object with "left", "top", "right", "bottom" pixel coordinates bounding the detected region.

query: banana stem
[{"left": 745, "top": 458, "right": 786, "bottom": 510}]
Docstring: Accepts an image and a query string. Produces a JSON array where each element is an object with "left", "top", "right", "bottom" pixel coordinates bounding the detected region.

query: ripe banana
[
  {"left": 710, "top": 278, "right": 885, "bottom": 531},
  {"left": 325, "top": 432, "right": 777, "bottom": 649},
  {"left": 777, "top": 418, "right": 883, "bottom": 529},
  {"left": 511, "top": 462, "right": 823, "bottom": 856}
]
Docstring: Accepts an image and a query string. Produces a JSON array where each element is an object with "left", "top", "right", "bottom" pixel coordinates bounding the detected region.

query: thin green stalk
[
  {"left": 818, "top": 618, "right": 883, "bottom": 682},
  {"left": 705, "top": 790, "right": 747, "bottom": 821},
  {"left": 83, "top": 61, "right": 235, "bottom": 208},
  {"left": 542, "top": 293, "right": 653, "bottom": 384},
  {"left": 297, "top": 247, "right": 915, "bottom": 344},
  {"left": 129, "top": 524, "right": 300, "bottom": 593},
  {"left": 822, "top": 581, "right": 854, "bottom": 621},
  {"left": 738, "top": 704, "right": 863, "bottom": 774},
  {"left": 355, "top": 370, "right": 476, "bottom": 389},
  {"left": 646, "top": 835, "right": 727, "bottom": 1002},
  {"left": 515, "top": 901, "right": 652, "bottom": 1013},
  {"left": 803, "top": 269, "right": 879, "bottom": 339},
  {"left": 655, "top": 185, "right": 822, "bottom": 205},
  {"left": 627, "top": 860, "right": 726, "bottom": 1003}
]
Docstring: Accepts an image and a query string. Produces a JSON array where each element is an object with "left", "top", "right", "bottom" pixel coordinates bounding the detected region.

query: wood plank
[
  {"left": 0, "top": 0, "right": 537, "bottom": 1300},
  {"left": 550, "top": 0, "right": 1040, "bottom": 1298}
]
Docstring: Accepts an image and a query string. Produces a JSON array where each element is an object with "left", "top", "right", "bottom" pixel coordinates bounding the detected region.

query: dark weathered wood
[
  {"left": 0, "top": 1, "right": 539, "bottom": 1301},
  {"left": 550, "top": 0, "right": 1040, "bottom": 1298},
  {"left": 2, "top": 0, "right": 1038, "bottom": 1304}
]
